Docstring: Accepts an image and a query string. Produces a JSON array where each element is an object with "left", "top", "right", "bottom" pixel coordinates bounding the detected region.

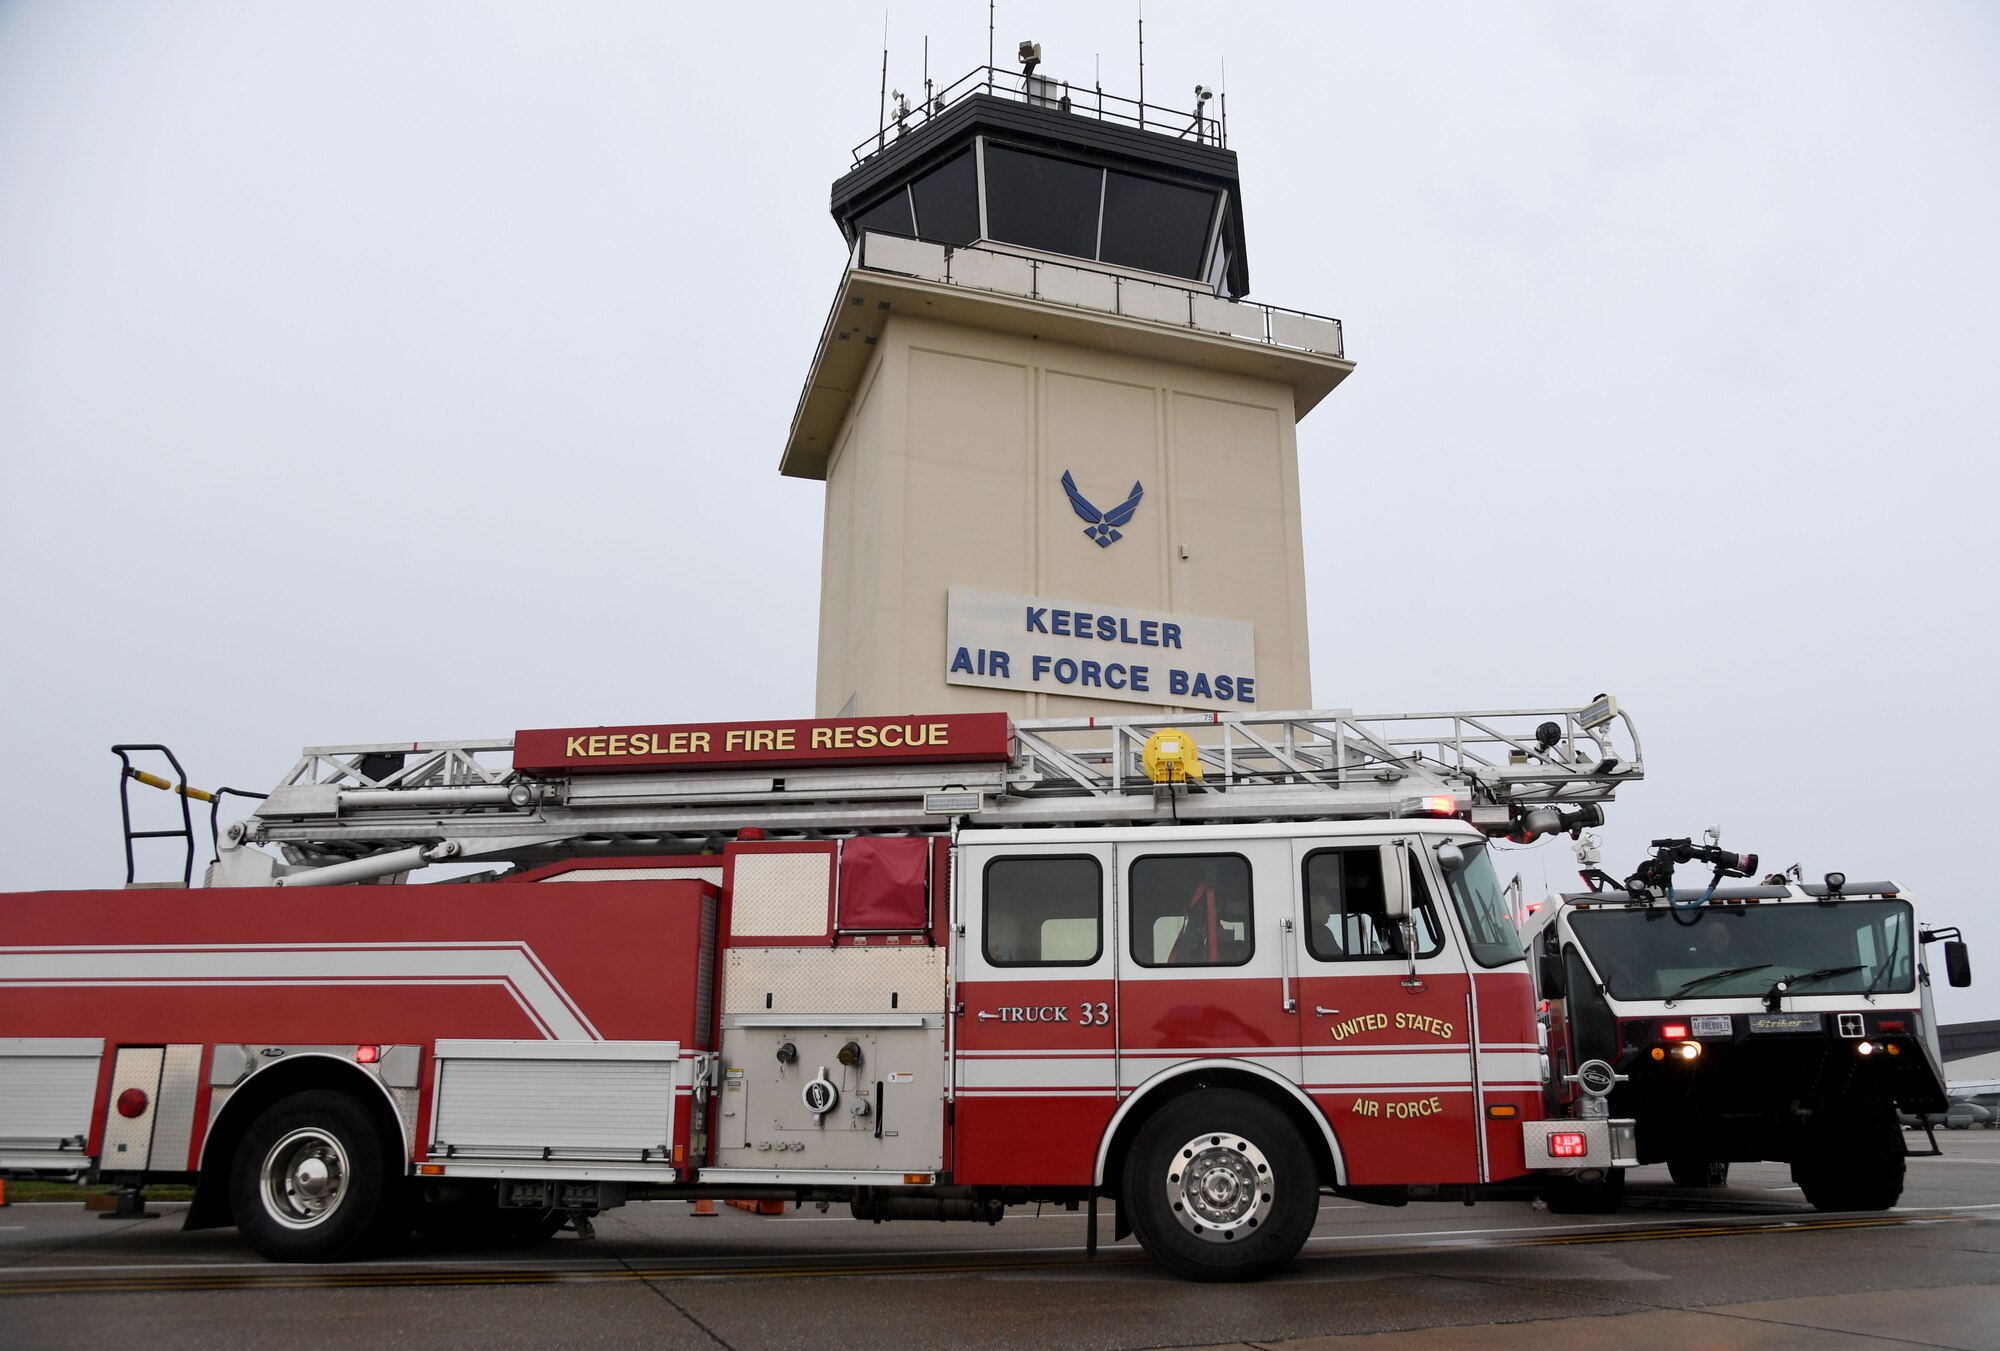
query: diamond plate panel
[
  {"left": 544, "top": 866, "right": 722, "bottom": 884},
  {"left": 148, "top": 1045, "right": 203, "bottom": 1173},
  {"left": 101, "top": 1047, "right": 163, "bottom": 1169},
  {"left": 390, "top": 1086, "right": 420, "bottom": 1154},
  {"left": 730, "top": 851, "right": 831, "bottom": 937},
  {"left": 723, "top": 946, "right": 946, "bottom": 1015},
  {"left": 695, "top": 900, "right": 718, "bottom": 1038}
]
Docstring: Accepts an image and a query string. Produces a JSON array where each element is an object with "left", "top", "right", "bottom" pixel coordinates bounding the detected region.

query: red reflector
[
  {"left": 1549, "top": 1131, "right": 1587, "bottom": 1159},
  {"left": 116, "top": 1088, "right": 149, "bottom": 1119},
  {"left": 1420, "top": 795, "right": 1456, "bottom": 816},
  {"left": 1880, "top": 1019, "right": 1906, "bottom": 1033},
  {"left": 355, "top": 1045, "right": 380, "bottom": 1064},
  {"left": 1660, "top": 1023, "right": 1689, "bottom": 1040}
]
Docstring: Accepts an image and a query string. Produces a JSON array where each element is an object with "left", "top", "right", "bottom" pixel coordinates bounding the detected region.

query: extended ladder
[{"left": 220, "top": 700, "right": 1642, "bottom": 884}]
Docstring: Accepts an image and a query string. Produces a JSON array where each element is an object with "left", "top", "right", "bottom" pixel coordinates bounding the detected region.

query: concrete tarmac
[{"left": 2, "top": 1132, "right": 1996, "bottom": 1350}]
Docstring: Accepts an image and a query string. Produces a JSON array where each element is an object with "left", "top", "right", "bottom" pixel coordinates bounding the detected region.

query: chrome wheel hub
[
  {"left": 1165, "top": 1132, "right": 1274, "bottom": 1243},
  {"left": 261, "top": 1128, "right": 351, "bottom": 1230}
]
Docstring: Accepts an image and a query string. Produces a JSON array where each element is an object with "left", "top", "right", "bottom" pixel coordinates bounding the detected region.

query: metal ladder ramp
[{"left": 223, "top": 702, "right": 1642, "bottom": 882}]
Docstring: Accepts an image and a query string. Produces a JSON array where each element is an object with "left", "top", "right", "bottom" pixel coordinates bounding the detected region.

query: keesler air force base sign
[{"left": 944, "top": 587, "right": 1257, "bottom": 710}]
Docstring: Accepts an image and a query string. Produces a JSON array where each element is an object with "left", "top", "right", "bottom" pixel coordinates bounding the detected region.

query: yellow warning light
[
  {"left": 1885, "top": 1043, "right": 1902, "bottom": 1056},
  {"left": 1142, "top": 729, "right": 1204, "bottom": 784},
  {"left": 903, "top": 1173, "right": 934, "bottom": 1186},
  {"left": 1650, "top": 1047, "right": 1667, "bottom": 1061}
]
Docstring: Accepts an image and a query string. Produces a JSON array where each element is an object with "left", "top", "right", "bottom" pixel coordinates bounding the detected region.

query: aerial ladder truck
[{"left": 4, "top": 699, "right": 1643, "bottom": 1281}]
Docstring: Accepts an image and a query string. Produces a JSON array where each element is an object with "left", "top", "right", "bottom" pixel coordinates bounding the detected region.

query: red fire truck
[{"left": 0, "top": 703, "right": 1641, "bottom": 1281}]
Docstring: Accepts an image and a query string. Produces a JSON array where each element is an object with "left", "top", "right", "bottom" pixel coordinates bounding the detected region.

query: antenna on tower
[
  {"left": 1219, "top": 56, "right": 1228, "bottom": 145},
  {"left": 877, "top": 14, "right": 889, "bottom": 153},
  {"left": 988, "top": 0, "right": 995, "bottom": 73},
  {"left": 1137, "top": 2, "right": 1146, "bottom": 131}
]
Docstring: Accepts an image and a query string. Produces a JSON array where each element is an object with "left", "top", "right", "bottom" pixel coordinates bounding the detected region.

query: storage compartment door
[
  {"left": 431, "top": 1040, "right": 679, "bottom": 1167},
  {"left": 0, "top": 1038, "right": 104, "bottom": 1170}
]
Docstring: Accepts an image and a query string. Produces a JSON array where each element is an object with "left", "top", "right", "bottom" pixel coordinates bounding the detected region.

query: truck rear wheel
[
  {"left": 1792, "top": 1103, "right": 1903, "bottom": 1213},
  {"left": 1120, "top": 1089, "right": 1317, "bottom": 1282},
  {"left": 1667, "top": 1159, "right": 1730, "bottom": 1188},
  {"left": 230, "top": 1089, "right": 403, "bottom": 1262}
]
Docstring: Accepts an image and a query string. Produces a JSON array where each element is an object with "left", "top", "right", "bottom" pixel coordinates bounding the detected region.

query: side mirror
[
  {"left": 1536, "top": 934, "right": 1567, "bottom": 999},
  {"left": 1946, "top": 939, "right": 1972, "bottom": 988},
  {"left": 1380, "top": 843, "right": 1412, "bottom": 919}
]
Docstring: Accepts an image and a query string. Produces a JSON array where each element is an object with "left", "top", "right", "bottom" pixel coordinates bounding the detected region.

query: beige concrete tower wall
[{"left": 815, "top": 312, "right": 1312, "bottom": 720}]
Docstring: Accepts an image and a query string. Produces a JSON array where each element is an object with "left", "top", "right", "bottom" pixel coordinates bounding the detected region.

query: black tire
[
  {"left": 1540, "top": 1168, "right": 1625, "bottom": 1214},
  {"left": 1667, "top": 1159, "right": 1730, "bottom": 1188},
  {"left": 1119, "top": 1089, "right": 1318, "bottom": 1282},
  {"left": 229, "top": 1089, "right": 405, "bottom": 1262},
  {"left": 1792, "top": 1103, "right": 1903, "bottom": 1212}
]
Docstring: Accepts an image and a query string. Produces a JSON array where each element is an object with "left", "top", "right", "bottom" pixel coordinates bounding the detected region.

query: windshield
[
  {"left": 1444, "top": 841, "right": 1522, "bottom": 968},
  {"left": 1569, "top": 900, "right": 1914, "bottom": 1002}
]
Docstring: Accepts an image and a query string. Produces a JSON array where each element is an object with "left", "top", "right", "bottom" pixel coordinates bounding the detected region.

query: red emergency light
[
  {"left": 1660, "top": 1022, "right": 1689, "bottom": 1040},
  {"left": 1548, "top": 1131, "right": 1588, "bottom": 1159}
]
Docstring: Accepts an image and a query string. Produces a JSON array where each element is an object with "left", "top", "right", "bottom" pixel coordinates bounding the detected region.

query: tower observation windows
[
  {"left": 852, "top": 190, "right": 915, "bottom": 240},
  {"left": 983, "top": 145, "right": 1102, "bottom": 259},
  {"left": 1100, "top": 170, "right": 1217, "bottom": 279},
  {"left": 910, "top": 150, "right": 980, "bottom": 248},
  {"left": 842, "top": 134, "right": 1236, "bottom": 291},
  {"left": 976, "top": 143, "right": 1221, "bottom": 287}
]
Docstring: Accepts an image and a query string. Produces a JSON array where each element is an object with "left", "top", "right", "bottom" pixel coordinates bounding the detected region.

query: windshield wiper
[
  {"left": 1774, "top": 964, "right": 1863, "bottom": 993},
  {"left": 1665, "top": 963, "right": 1772, "bottom": 1003},
  {"left": 1763, "top": 964, "right": 1865, "bottom": 1013}
]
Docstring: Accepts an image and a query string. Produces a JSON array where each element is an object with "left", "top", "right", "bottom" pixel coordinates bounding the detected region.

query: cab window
[
  {"left": 1129, "top": 853, "right": 1254, "bottom": 967},
  {"left": 983, "top": 856, "right": 1101, "bottom": 966},
  {"left": 1301, "top": 847, "right": 1444, "bottom": 962}
]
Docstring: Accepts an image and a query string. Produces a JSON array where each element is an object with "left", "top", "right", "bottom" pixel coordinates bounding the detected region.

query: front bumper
[{"left": 1522, "top": 1118, "right": 1639, "bottom": 1174}]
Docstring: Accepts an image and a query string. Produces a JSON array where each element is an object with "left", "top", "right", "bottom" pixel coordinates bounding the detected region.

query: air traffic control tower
[{"left": 781, "top": 56, "right": 1353, "bottom": 720}]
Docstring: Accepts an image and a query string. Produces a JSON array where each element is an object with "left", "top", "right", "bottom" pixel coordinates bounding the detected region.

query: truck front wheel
[
  {"left": 1120, "top": 1089, "right": 1318, "bottom": 1282},
  {"left": 230, "top": 1089, "right": 403, "bottom": 1262},
  {"left": 1792, "top": 1102, "right": 1903, "bottom": 1213}
]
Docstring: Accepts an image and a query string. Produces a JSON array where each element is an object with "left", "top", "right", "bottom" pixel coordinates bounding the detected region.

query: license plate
[
  {"left": 1750, "top": 1012, "right": 1822, "bottom": 1034},
  {"left": 1691, "top": 1015, "right": 1732, "bottom": 1037}
]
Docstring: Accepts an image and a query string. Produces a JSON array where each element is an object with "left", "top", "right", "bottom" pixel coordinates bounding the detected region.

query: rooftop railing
[
  {"left": 853, "top": 65, "right": 1222, "bottom": 167},
  {"left": 855, "top": 232, "right": 1344, "bottom": 360}
]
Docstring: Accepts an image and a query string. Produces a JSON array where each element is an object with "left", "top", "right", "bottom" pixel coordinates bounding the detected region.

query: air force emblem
[{"left": 1061, "top": 471, "right": 1144, "bottom": 548}]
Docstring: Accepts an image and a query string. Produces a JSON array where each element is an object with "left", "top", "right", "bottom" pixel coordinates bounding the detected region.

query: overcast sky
[{"left": 2, "top": 2, "right": 1995, "bottom": 1021}]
